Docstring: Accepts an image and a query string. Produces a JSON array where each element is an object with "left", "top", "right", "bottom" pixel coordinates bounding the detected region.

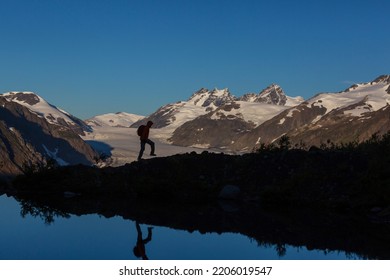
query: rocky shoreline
[
  {"left": 2, "top": 136, "right": 390, "bottom": 259},
  {"left": 7, "top": 147, "right": 390, "bottom": 215}
]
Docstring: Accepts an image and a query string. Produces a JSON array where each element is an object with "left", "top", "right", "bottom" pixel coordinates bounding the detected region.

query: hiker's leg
[
  {"left": 138, "top": 140, "right": 146, "bottom": 160},
  {"left": 146, "top": 139, "right": 155, "bottom": 155},
  {"left": 135, "top": 221, "right": 142, "bottom": 241},
  {"left": 143, "top": 227, "right": 153, "bottom": 244}
]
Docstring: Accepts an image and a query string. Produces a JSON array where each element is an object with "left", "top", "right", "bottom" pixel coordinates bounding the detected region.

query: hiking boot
[{"left": 150, "top": 153, "right": 156, "bottom": 156}]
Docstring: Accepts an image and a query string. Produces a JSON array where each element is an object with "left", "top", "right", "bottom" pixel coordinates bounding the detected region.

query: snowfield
[
  {"left": 85, "top": 112, "right": 144, "bottom": 127},
  {"left": 82, "top": 125, "right": 218, "bottom": 166},
  {"left": 307, "top": 82, "right": 390, "bottom": 116}
]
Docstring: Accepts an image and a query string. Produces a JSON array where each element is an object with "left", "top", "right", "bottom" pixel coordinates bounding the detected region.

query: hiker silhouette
[
  {"left": 138, "top": 120, "right": 156, "bottom": 161},
  {"left": 133, "top": 221, "right": 153, "bottom": 260}
]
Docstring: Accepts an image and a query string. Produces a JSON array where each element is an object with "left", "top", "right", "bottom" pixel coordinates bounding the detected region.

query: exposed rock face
[
  {"left": 188, "top": 88, "right": 236, "bottom": 107},
  {"left": 287, "top": 103, "right": 390, "bottom": 147},
  {"left": 0, "top": 120, "right": 44, "bottom": 176},
  {"left": 373, "top": 75, "right": 390, "bottom": 84},
  {"left": 4, "top": 92, "right": 41, "bottom": 105},
  {"left": 0, "top": 96, "right": 99, "bottom": 176},
  {"left": 231, "top": 101, "right": 328, "bottom": 151},
  {"left": 169, "top": 112, "right": 255, "bottom": 148},
  {"left": 239, "top": 84, "right": 287, "bottom": 105}
]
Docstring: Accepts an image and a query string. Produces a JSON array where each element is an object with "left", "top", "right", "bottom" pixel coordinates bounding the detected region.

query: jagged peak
[
  {"left": 210, "top": 87, "right": 231, "bottom": 95},
  {"left": 188, "top": 87, "right": 235, "bottom": 107},
  {"left": 259, "top": 84, "right": 284, "bottom": 96},
  {"left": 255, "top": 84, "right": 287, "bottom": 105},
  {"left": 372, "top": 75, "right": 390, "bottom": 84},
  {"left": 193, "top": 88, "right": 209, "bottom": 95},
  {"left": 188, "top": 88, "right": 208, "bottom": 101}
]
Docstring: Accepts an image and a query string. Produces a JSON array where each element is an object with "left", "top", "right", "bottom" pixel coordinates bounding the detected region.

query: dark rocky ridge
[
  {"left": 4, "top": 133, "right": 390, "bottom": 259},
  {"left": 5, "top": 139, "right": 390, "bottom": 259},
  {"left": 10, "top": 137, "right": 390, "bottom": 214}
]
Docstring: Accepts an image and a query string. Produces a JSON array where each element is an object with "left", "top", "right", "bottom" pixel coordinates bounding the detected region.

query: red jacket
[{"left": 140, "top": 121, "right": 153, "bottom": 140}]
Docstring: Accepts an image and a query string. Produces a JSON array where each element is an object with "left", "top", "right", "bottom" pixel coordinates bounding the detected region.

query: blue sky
[{"left": 1, "top": 0, "right": 389, "bottom": 119}]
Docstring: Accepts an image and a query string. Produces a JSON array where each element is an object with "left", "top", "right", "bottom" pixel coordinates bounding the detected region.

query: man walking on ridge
[{"left": 138, "top": 120, "right": 156, "bottom": 161}]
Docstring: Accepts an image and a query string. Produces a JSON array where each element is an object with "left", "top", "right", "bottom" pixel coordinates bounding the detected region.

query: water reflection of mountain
[{"left": 14, "top": 194, "right": 390, "bottom": 260}]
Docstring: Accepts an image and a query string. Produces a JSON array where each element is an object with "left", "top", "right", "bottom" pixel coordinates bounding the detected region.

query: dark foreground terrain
[{"left": 2, "top": 134, "right": 390, "bottom": 259}]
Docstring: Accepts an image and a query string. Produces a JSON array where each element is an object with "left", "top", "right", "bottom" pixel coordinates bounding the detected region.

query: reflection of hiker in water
[{"left": 133, "top": 221, "right": 153, "bottom": 260}]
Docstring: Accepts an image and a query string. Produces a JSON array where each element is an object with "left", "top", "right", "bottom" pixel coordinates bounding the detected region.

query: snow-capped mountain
[
  {"left": 127, "top": 84, "right": 303, "bottom": 149},
  {"left": 131, "top": 85, "right": 301, "bottom": 131},
  {"left": 306, "top": 76, "right": 390, "bottom": 118},
  {"left": 0, "top": 92, "right": 98, "bottom": 175},
  {"left": 231, "top": 75, "right": 390, "bottom": 150},
  {"left": 86, "top": 112, "right": 144, "bottom": 128},
  {"left": 2, "top": 92, "right": 91, "bottom": 135},
  {"left": 3, "top": 75, "right": 389, "bottom": 175},
  {"left": 131, "top": 88, "right": 237, "bottom": 130},
  {"left": 130, "top": 76, "right": 390, "bottom": 151}
]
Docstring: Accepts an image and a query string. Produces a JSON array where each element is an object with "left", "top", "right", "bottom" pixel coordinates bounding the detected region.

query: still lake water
[{"left": 0, "top": 195, "right": 358, "bottom": 260}]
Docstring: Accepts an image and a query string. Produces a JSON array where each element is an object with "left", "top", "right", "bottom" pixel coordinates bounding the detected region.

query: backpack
[{"left": 137, "top": 125, "right": 146, "bottom": 136}]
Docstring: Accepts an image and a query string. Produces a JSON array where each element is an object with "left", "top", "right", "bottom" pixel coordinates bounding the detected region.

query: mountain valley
[{"left": 1, "top": 75, "right": 390, "bottom": 176}]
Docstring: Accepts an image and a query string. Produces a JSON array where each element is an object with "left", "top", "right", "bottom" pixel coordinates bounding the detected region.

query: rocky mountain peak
[
  {"left": 239, "top": 84, "right": 287, "bottom": 105},
  {"left": 188, "top": 88, "right": 235, "bottom": 108},
  {"left": 371, "top": 75, "right": 390, "bottom": 94},
  {"left": 257, "top": 84, "right": 287, "bottom": 105},
  {"left": 372, "top": 75, "right": 390, "bottom": 85},
  {"left": 3, "top": 91, "right": 40, "bottom": 106}
]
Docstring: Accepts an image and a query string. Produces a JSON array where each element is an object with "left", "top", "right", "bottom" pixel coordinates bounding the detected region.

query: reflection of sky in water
[{"left": 0, "top": 195, "right": 356, "bottom": 260}]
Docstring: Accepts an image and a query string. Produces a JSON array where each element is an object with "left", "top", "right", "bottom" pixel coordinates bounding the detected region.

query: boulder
[{"left": 218, "top": 184, "right": 241, "bottom": 200}]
